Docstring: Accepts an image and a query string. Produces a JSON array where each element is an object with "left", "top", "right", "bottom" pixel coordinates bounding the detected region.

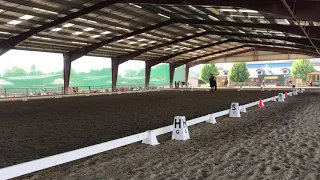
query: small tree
[
  {"left": 200, "top": 64, "right": 219, "bottom": 83},
  {"left": 291, "top": 59, "right": 315, "bottom": 81},
  {"left": 229, "top": 62, "right": 250, "bottom": 82}
]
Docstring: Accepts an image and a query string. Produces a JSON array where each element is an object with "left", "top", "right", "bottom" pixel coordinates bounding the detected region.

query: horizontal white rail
[
  {"left": 0, "top": 92, "right": 290, "bottom": 180},
  {"left": 0, "top": 132, "right": 148, "bottom": 180}
]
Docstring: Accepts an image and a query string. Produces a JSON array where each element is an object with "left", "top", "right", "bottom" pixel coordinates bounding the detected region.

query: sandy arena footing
[{"left": 16, "top": 90, "right": 320, "bottom": 179}]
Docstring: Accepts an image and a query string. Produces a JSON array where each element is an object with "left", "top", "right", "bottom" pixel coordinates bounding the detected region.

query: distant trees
[
  {"left": 229, "top": 62, "right": 250, "bottom": 82},
  {"left": 29, "top": 64, "right": 45, "bottom": 76},
  {"left": 200, "top": 64, "right": 219, "bottom": 83},
  {"left": 291, "top": 59, "right": 315, "bottom": 81},
  {"left": 3, "top": 66, "right": 28, "bottom": 77}
]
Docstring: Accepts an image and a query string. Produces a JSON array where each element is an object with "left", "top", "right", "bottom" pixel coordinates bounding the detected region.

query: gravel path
[{"left": 19, "top": 90, "right": 320, "bottom": 180}]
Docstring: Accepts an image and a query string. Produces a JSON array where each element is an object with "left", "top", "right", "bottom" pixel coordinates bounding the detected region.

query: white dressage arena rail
[{"left": 0, "top": 92, "right": 294, "bottom": 180}]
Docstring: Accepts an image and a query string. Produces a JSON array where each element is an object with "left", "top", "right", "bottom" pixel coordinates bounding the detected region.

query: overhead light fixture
[
  {"left": 115, "top": 27, "right": 130, "bottom": 31},
  {"left": 138, "top": 38, "right": 146, "bottom": 41},
  {"left": 84, "top": 27, "right": 94, "bottom": 31},
  {"left": 63, "top": 23, "right": 74, "bottom": 27},
  {"left": 239, "top": 9, "right": 258, "bottom": 13},
  {"left": 20, "top": 14, "right": 34, "bottom": 20},
  {"left": 255, "top": 30, "right": 269, "bottom": 33},
  {"left": 117, "top": 39, "right": 124, "bottom": 42},
  {"left": 51, "top": 28, "right": 62, "bottom": 31},
  {"left": 72, "top": 41, "right": 87, "bottom": 45},
  {"left": 220, "top": 8, "right": 237, "bottom": 12},
  {"left": 189, "top": 5, "right": 197, "bottom": 10},
  {"left": 239, "top": 30, "right": 246, "bottom": 34},
  {"left": 129, "top": 42, "right": 136, "bottom": 45},
  {"left": 33, "top": 7, "right": 58, "bottom": 14},
  {"left": 149, "top": 41, "right": 156, "bottom": 44},
  {"left": 230, "top": 15, "right": 245, "bottom": 18},
  {"left": 91, "top": 35, "right": 100, "bottom": 38},
  {"left": 248, "top": 16, "right": 265, "bottom": 19},
  {"left": 32, "top": 36, "right": 51, "bottom": 40},
  {"left": 101, "top": 31, "right": 111, "bottom": 35},
  {"left": 72, "top": 31, "right": 83, "bottom": 35},
  {"left": 208, "top": 15, "right": 219, "bottom": 21},
  {"left": 284, "top": 19, "right": 290, "bottom": 24},
  {"left": 129, "top": 3, "right": 142, "bottom": 8},
  {"left": 158, "top": 13, "right": 170, "bottom": 19},
  {"left": 7, "top": 20, "right": 21, "bottom": 25},
  {"left": 127, "top": 36, "right": 134, "bottom": 39},
  {"left": 0, "top": 9, "right": 3, "bottom": 12},
  {"left": 0, "top": 31, "right": 10, "bottom": 34},
  {"left": 77, "top": 18, "right": 97, "bottom": 23},
  {"left": 140, "top": 44, "right": 147, "bottom": 46}
]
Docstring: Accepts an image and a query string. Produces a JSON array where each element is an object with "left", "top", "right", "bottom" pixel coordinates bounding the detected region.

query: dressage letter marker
[
  {"left": 229, "top": 102, "right": 241, "bottom": 118},
  {"left": 172, "top": 116, "right": 190, "bottom": 141},
  {"left": 278, "top": 93, "right": 285, "bottom": 102}
]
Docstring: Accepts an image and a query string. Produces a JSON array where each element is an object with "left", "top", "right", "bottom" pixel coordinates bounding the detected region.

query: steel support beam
[
  {"left": 174, "top": 19, "right": 320, "bottom": 40},
  {"left": 113, "top": 31, "right": 209, "bottom": 62},
  {"left": 149, "top": 39, "right": 230, "bottom": 66},
  {"left": 66, "top": 20, "right": 173, "bottom": 62},
  {"left": 207, "top": 31, "right": 320, "bottom": 48},
  {"left": 169, "top": 63, "right": 175, "bottom": 88},
  {"left": 130, "top": 0, "right": 320, "bottom": 22},
  {"left": 187, "top": 45, "right": 318, "bottom": 67},
  {"left": 145, "top": 61, "right": 151, "bottom": 89},
  {"left": 281, "top": 0, "right": 320, "bottom": 55},
  {"left": 111, "top": 59, "right": 119, "bottom": 92},
  {"left": 230, "top": 39, "right": 317, "bottom": 54},
  {"left": 63, "top": 53, "right": 71, "bottom": 94},
  {"left": 185, "top": 64, "right": 190, "bottom": 82},
  {"left": 0, "top": 1, "right": 117, "bottom": 56}
]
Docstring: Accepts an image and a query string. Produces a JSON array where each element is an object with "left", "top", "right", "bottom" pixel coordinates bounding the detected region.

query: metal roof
[{"left": 0, "top": 0, "right": 319, "bottom": 67}]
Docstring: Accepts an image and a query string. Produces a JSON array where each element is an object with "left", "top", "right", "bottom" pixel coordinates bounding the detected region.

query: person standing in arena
[{"left": 209, "top": 74, "right": 217, "bottom": 92}]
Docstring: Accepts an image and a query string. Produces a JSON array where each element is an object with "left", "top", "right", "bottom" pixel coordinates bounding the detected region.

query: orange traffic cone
[
  {"left": 285, "top": 91, "right": 288, "bottom": 98},
  {"left": 258, "top": 98, "right": 264, "bottom": 108}
]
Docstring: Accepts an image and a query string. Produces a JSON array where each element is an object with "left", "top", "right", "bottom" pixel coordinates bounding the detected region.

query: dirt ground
[
  {"left": 19, "top": 90, "right": 320, "bottom": 180},
  {"left": 0, "top": 89, "right": 283, "bottom": 169}
]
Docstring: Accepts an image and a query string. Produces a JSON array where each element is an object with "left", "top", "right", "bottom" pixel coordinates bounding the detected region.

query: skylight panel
[
  {"left": 91, "top": 35, "right": 100, "bottom": 38},
  {"left": 101, "top": 31, "right": 111, "bottom": 35},
  {"left": 20, "top": 15, "right": 34, "bottom": 20},
  {"left": 239, "top": 9, "right": 258, "bottom": 13},
  {"left": 33, "top": 8, "right": 58, "bottom": 14},
  {"left": 220, "top": 9, "right": 237, "bottom": 12},
  {"left": 63, "top": 23, "right": 74, "bottom": 27},
  {"left": 208, "top": 15, "right": 219, "bottom": 21},
  {"left": 51, "top": 28, "right": 62, "bottom": 31},
  {"left": 0, "top": 31, "right": 10, "bottom": 34},
  {"left": 129, "top": 3, "right": 142, "bottom": 8},
  {"left": 72, "top": 41, "right": 87, "bottom": 45},
  {"left": 158, "top": 13, "right": 170, "bottom": 19},
  {"left": 7, "top": 20, "right": 21, "bottom": 25},
  {"left": 84, "top": 27, "right": 94, "bottom": 31},
  {"left": 72, "top": 32, "right": 83, "bottom": 35}
]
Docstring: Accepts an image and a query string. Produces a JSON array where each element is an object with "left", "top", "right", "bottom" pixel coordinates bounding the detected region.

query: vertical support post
[
  {"left": 112, "top": 58, "right": 119, "bottom": 92},
  {"left": 63, "top": 53, "right": 71, "bottom": 95},
  {"left": 145, "top": 61, "right": 151, "bottom": 90},
  {"left": 185, "top": 64, "right": 190, "bottom": 83},
  {"left": 169, "top": 63, "right": 175, "bottom": 88}
]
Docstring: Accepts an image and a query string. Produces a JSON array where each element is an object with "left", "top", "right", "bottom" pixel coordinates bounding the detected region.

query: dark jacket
[{"left": 209, "top": 77, "right": 216, "bottom": 87}]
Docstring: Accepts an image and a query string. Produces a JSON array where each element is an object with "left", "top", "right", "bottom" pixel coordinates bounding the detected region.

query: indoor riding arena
[{"left": 0, "top": 0, "right": 320, "bottom": 180}]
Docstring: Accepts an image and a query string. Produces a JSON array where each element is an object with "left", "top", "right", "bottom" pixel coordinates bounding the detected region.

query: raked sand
[{"left": 21, "top": 91, "right": 320, "bottom": 180}]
